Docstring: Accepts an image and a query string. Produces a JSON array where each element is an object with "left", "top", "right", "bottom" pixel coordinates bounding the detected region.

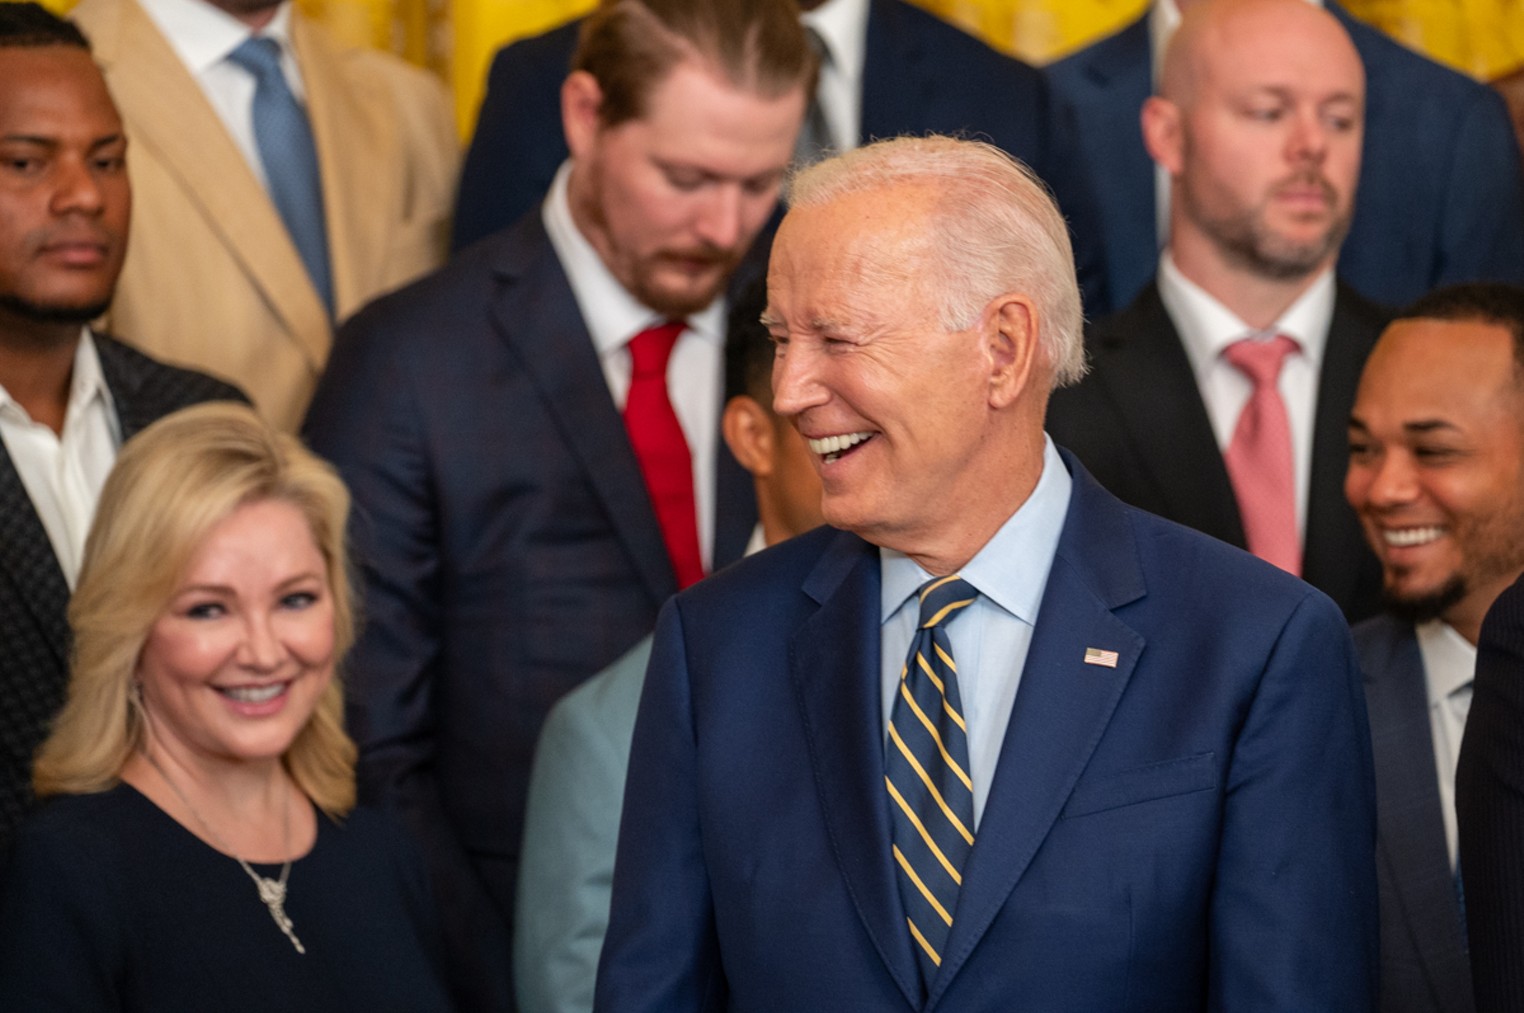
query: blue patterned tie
[
  {"left": 885, "top": 574, "right": 978, "bottom": 992},
  {"left": 227, "top": 36, "right": 333, "bottom": 315}
]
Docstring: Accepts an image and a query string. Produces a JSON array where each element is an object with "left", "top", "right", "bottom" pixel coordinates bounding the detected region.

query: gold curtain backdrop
[{"left": 43, "top": 0, "right": 1524, "bottom": 137}]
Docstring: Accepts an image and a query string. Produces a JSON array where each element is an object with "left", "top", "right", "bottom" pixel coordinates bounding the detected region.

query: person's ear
[
  {"left": 561, "top": 70, "right": 604, "bottom": 160},
  {"left": 983, "top": 293, "right": 1041, "bottom": 410},
  {"left": 1141, "top": 95, "right": 1185, "bottom": 176},
  {"left": 722, "top": 395, "right": 776, "bottom": 478}
]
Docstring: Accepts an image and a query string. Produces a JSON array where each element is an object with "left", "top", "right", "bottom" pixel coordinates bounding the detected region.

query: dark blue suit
[
  {"left": 450, "top": 0, "right": 1106, "bottom": 309},
  {"left": 303, "top": 212, "right": 758, "bottom": 1013},
  {"left": 596, "top": 452, "right": 1378, "bottom": 1011},
  {"left": 1046, "top": 3, "right": 1524, "bottom": 312},
  {"left": 1355, "top": 615, "right": 1475, "bottom": 1013}
]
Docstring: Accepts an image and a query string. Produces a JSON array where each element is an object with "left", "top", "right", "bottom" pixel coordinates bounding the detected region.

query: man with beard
[
  {"left": 0, "top": 4, "right": 245, "bottom": 846},
  {"left": 1344, "top": 282, "right": 1524, "bottom": 1013},
  {"left": 1048, "top": 0, "right": 1387, "bottom": 621},
  {"left": 302, "top": 3, "right": 811, "bottom": 1010}
]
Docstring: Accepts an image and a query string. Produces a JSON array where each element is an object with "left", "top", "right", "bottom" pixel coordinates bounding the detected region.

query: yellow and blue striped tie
[{"left": 886, "top": 574, "right": 978, "bottom": 990}]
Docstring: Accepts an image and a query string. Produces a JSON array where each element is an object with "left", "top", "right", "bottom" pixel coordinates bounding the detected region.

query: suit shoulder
[
  {"left": 883, "top": 0, "right": 1041, "bottom": 85},
  {"left": 678, "top": 526, "right": 844, "bottom": 614},
  {"left": 94, "top": 333, "right": 249, "bottom": 408},
  {"left": 487, "top": 17, "right": 581, "bottom": 83},
  {"left": 1046, "top": 13, "right": 1147, "bottom": 84}
]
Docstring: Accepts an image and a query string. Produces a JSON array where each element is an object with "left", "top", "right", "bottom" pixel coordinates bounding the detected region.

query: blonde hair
[{"left": 33, "top": 402, "right": 359, "bottom": 817}]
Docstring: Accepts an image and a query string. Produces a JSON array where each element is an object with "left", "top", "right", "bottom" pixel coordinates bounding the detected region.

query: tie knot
[
  {"left": 1223, "top": 333, "right": 1298, "bottom": 388},
  {"left": 917, "top": 575, "right": 977, "bottom": 630},
  {"left": 227, "top": 35, "right": 284, "bottom": 82},
  {"left": 628, "top": 321, "right": 685, "bottom": 379}
]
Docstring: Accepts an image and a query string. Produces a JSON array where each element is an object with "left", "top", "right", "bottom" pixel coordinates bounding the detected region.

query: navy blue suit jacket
[
  {"left": 1046, "top": 3, "right": 1524, "bottom": 313},
  {"left": 596, "top": 452, "right": 1378, "bottom": 1012},
  {"left": 303, "top": 212, "right": 758, "bottom": 1013},
  {"left": 1355, "top": 615, "right": 1475, "bottom": 1013},
  {"left": 1045, "top": 276, "right": 1388, "bottom": 623},
  {"left": 450, "top": 0, "right": 1106, "bottom": 309}
]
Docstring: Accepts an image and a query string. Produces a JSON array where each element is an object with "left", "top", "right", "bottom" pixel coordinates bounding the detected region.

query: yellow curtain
[{"left": 1343, "top": 0, "right": 1524, "bottom": 79}]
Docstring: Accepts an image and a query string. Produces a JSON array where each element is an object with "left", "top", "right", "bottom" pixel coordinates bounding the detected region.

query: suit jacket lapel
[
  {"left": 1364, "top": 620, "right": 1474, "bottom": 1012},
  {"left": 1092, "top": 285, "right": 1246, "bottom": 547},
  {"left": 791, "top": 533, "right": 922, "bottom": 1008},
  {"left": 91, "top": 0, "right": 328, "bottom": 367},
  {"left": 928, "top": 459, "right": 1145, "bottom": 1007},
  {"left": 488, "top": 219, "right": 677, "bottom": 607}
]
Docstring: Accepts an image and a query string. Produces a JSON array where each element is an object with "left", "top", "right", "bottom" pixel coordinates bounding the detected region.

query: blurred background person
[
  {"left": 1048, "top": 0, "right": 1524, "bottom": 313},
  {"left": 0, "top": 2, "right": 246, "bottom": 849},
  {"left": 1048, "top": 0, "right": 1386, "bottom": 621},
  {"left": 513, "top": 278, "right": 824, "bottom": 1013},
  {"left": 0, "top": 402, "right": 454, "bottom": 1012},
  {"left": 1345, "top": 282, "right": 1524, "bottom": 1013},
  {"left": 71, "top": 0, "right": 459, "bottom": 431}
]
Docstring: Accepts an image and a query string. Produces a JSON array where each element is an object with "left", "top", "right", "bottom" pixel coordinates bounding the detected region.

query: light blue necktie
[
  {"left": 227, "top": 36, "right": 333, "bottom": 315},
  {"left": 885, "top": 575, "right": 978, "bottom": 993}
]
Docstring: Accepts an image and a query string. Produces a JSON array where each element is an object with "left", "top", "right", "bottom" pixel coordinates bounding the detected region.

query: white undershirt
[
  {"left": 1415, "top": 619, "right": 1476, "bottom": 871},
  {"left": 1157, "top": 254, "right": 1334, "bottom": 542},
  {"left": 542, "top": 163, "right": 724, "bottom": 568},
  {"left": 0, "top": 332, "right": 121, "bottom": 587},
  {"left": 801, "top": 0, "right": 869, "bottom": 151},
  {"left": 137, "top": 0, "right": 305, "bottom": 192}
]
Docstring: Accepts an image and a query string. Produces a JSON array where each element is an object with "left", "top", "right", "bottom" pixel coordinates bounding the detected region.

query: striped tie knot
[{"left": 917, "top": 575, "right": 978, "bottom": 630}]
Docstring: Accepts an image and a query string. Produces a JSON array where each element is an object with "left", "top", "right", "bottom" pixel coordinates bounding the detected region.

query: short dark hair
[
  {"left": 1398, "top": 282, "right": 1524, "bottom": 374},
  {"left": 0, "top": 3, "right": 90, "bottom": 49},
  {"left": 574, "top": 0, "right": 814, "bottom": 129},
  {"left": 724, "top": 275, "right": 775, "bottom": 405}
]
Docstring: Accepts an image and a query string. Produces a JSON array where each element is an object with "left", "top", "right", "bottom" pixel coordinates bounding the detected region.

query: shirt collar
[
  {"left": 802, "top": 0, "right": 870, "bottom": 87},
  {"left": 1157, "top": 252, "right": 1334, "bottom": 378},
  {"left": 1416, "top": 619, "right": 1478, "bottom": 706},
  {"left": 542, "top": 162, "right": 726, "bottom": 354},
  {"left": 881, "top": 436, "right": 1073, "bottom": 626},
  {"left": 139, "top": 0, "right": 294, "bottom": 76}
]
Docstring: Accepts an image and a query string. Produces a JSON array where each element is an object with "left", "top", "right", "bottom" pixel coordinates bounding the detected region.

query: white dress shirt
[
  {"left": 1415, "top": 619, "right": 1476, "bottom": 870},
  {"left": 801, "top": 0, "right": 870, "bottom": 152},
  {"left": 879, "top": 437, "right": 1073, "bottom": 827},
  {"left": 138, "top": 0, "right": 305, "bottom": 192},
  {"left": 0, "top": 333, "right": 121, "bottom": 588},
  {"left": 1157, "top": 253, "right": 1334, "bottom": 541},
  {"left": 542, "top": 163, "right": 725, "bottom": 568}
]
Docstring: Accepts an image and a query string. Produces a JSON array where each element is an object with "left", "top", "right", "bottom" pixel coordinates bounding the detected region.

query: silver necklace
[{"left": 141, "top": 751, "right": 307, "bottom": 954}]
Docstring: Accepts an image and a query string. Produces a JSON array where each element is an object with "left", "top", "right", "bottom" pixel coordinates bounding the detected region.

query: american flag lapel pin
[{"left": 1083, "top": 647, "right": 1119, "bottom": 669}]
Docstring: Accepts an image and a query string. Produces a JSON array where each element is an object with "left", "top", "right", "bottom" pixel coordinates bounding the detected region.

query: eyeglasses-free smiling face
[{"left": 136, "top": 498, "right": 336, "bottom": 771}]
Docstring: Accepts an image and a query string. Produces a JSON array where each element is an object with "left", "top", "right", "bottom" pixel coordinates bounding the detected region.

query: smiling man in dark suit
[
  {"left": 595, "top": 132, "right": 1377, "bottom": 1013},
  {"left": 0, "top": 4, "right": 245, "bottom": 847},
  {"left": 1346, "top": 283, "right": 1524, "bottom": 1013},
  {"left": 303, "top": 2, "right": 811, "bottom": 1010},
  {"left": 1048, "top": 0, "right": 1386, "bottom": 621}
]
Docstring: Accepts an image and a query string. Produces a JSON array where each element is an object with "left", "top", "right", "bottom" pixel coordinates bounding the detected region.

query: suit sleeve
[
  {"left": 515, "top": 645, "right": 647, "bottom": 1013},
  {"left": 594, "top": 601, "right": 726, "bottom": 1013},
  {"left": 303, "top": 309, "right": 515, "bottom": 1012},
  {"left": 1458, "top": 575, "right": 1524, "bottom": 1013},
  {"left": 1209, "top": 591, "right": 1379, "bottom": 1010},
  {"left": 1435, "top": 86, "right": 1524, "bottom": 289}
]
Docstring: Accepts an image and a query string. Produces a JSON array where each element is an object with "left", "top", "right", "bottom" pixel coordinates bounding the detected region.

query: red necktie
[
  {"left": 624, "top": 321, "right": 705, "bottom": 589},
  {"left": 1222, "top": 334, "right": 1301, "bottom": 575}
]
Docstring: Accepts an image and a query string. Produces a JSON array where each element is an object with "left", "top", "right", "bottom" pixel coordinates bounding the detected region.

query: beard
[
  {"left": 1382, "top": 574, "right": 1468, "bottom": 627},
  {"left": 1184, "top": 173, "right": 1351, "bottom": 281},
  {"left": 0, "top": 291, "right": 110, "bottom": 329}
]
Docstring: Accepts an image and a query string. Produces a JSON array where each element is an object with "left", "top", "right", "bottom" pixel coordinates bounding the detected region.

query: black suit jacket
[
  {"left": 1457, "top": 573, "right": 1524, "bottom": 1013},
  {"left": 449, "top": 0, "right": 1106, "bottom": 308},
  {"left": 303, "top": 212, "right": 758, "bottom": 1013},
  {"left": 1045, "top": 277, "right": 1386, "bottom": 622},
  {"left": 1355, "top": 615, "right": 1475, "bottom": 1013},
  {"left": 0, "top": 334, "right": 245, "bottom": 845}
]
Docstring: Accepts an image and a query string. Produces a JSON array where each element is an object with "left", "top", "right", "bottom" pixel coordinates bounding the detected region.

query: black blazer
[
  {"left": 1457, "top": 573, "right": 1524, "bottom": 1013},
  {"left": 0, "top": 334, "right": 245, "bottom": 845},
  {"left": 448, "top": 0, "right": 1105, "bottom": 308},
  {"left": 1045, "top": 277, "right": 1387, "bottom": 622},
  {"left": 1356, "top": 615, "right": 1475, "bottom": 1013},
  {"left": 303, "top": 211, "right": 758, "bottom": 1013}
]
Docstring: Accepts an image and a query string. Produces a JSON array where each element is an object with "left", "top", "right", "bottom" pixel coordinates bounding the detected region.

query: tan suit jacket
[{"left": 73, "top": 0, "right": 459, "bottom": 431}]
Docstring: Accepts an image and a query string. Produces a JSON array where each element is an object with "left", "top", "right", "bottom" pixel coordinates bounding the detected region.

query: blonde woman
[{"left": 0, "top": 403, "right": 454, "bottom": 1012}]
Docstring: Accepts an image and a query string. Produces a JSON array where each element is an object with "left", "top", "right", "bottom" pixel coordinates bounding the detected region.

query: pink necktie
[
  {"left": 624, "top": 321, "right": 705, "bottom": 590},
  {"left": 1222, "top": 334, "right": 1301, "bottom": 576}
]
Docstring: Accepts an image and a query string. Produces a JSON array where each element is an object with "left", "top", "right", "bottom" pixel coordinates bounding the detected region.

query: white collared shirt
[
  {"left": 0, "top": 333, "right": 122, "bottom": 587},
  {"left": 1157, "top": 254, "right": 1334, "bottom": 541},
  {"left": 801, "top": 0, "right": 870, "bottom": 152},
  {"left": 1415, "top": 619, "right": 1476, "bottom": 870},
  {"left": 542, "top": 163, "right": 725, "bottom": 568},
  {"left": 879, "top": 437, "right": 1074, "bottom": 827},
  {"left": 138, "top": 0, "right": 304, "bottom": 192}
]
